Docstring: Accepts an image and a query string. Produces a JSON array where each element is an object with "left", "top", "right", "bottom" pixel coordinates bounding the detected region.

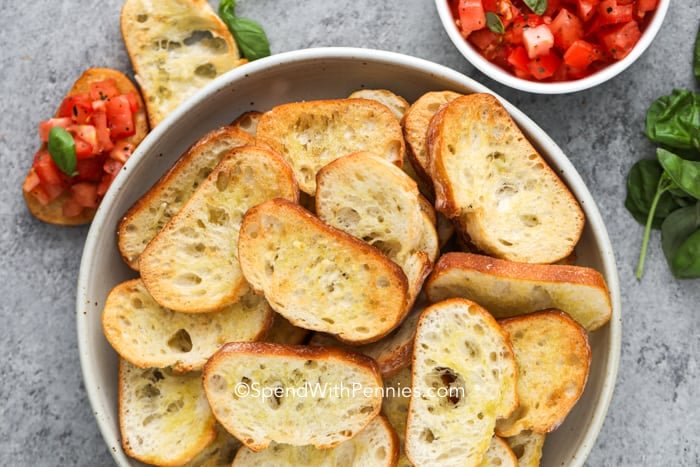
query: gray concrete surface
[{"left": 1, "top": 0, "right": 698, "bottom": 465}]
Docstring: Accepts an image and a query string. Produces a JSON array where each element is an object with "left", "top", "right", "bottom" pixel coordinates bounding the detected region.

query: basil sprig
[
  {"left": 47, "top": 127, "right": 77, "bottom": 177},
  {"left": 218, "top": 0, "right": 271, "bottom": 61},
  {"left": 523, "top": 0, "right": 548, "bottom": 15}
]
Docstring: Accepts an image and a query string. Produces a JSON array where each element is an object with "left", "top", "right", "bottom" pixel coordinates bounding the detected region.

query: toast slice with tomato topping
[
  {"left": 120, "top": 0, "right": 247, "bottom": 127},
  {"left": 117, "top": 125, "right": 254, "bottom": 269},
  {"left": 23, "top": 68, "right": 148, "bottom": 226}
]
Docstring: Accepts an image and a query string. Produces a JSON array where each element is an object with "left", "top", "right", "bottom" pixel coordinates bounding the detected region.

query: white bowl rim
[
  {"left": 76, "top": 46, "right": 621, "bottom": 466},
  {"left": 434, "top": 0, "right": 670, "bottom": 94}
]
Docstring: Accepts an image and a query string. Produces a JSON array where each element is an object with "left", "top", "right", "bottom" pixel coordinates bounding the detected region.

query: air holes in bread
[
  {"left": 425, "top": 367, "right": 466, "bottom": 407},
  {"left": 215, "top": 172, "right": 229, "bottom": 191},
  {"left": 167, "top": 329, "right": 193, "bottom": 353},
  {"left": 420, "top": 428, "right": 435, "bottom": 443},
  {"left": 207, "top": 374, "right": 226, "bottom": 393},
  {"left": 195, "top": 63, "right": 217, "bottom": 78},
  {"left": 376, "top": 276, "right": 390, "bottom": 288},
  {"left": 208, "top": 207, "right": 229, "bottom": 225}
]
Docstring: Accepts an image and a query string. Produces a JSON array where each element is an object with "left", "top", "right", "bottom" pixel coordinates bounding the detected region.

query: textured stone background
[{"left": 1, "top": 0, "right": 698, "bottom": 465}]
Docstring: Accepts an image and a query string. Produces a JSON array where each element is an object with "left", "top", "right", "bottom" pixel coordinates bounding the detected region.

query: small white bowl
[
  {"left": 77, "top": 47, "right": 621, "bottom": 466},
  {"left": 435, "top": 0, "right": 669, "bottom": 93}
]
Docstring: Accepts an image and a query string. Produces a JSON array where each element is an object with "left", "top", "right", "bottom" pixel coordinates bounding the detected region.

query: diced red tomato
[
  {"left": 550, "top": 8, "right": 584, "bottom": 50},
  {"left": 106, "top": 95, "right": 136, "bottom": 140},
  {"left": 598, "top": 0, "right": 634, "bottom": 25},
  {"left": 506, "top": 14, "right": 544, "bottom": 44},
  {"left": 564, "top": 39, "right": 603, "bottom": 67},
  {"left": 523, "top": 24, "right": 554, "bottom": 58},
  {"left": 637, "top": 0, "right": 657, "bottom": 12},
  {"left": 33, "top": 151, "right": 64, "bottom": 186},
  {"left": 599, "top": 20, "right": 641, "bottom": 59},
  {"left": 58, "top": 94, "right": 93, "bottom": 124},
  {"left": 577, "top": 0, "right": 601, "bottom": 21},
  {"left": 528, "top": 52, "right": 562, "bottom": 79},
  {"left": 452, "top": 0, "right": 657, "bottom": 82},
  {"left": 507, "top": 45, "right": 531, "bottom": 74},
  {"left": 27, "top": 80, "right": 142, "bottom": 217},
  {"left": 92, "top": 110, "right": 114, "bottom": 152},
  {"left": 38, "top": 118, "right": 72, "bottom": 142},
  {"left": 89, "top": 79, "right": 120, "bottom": 102},
  {"left": 458, "top": 0, "right": 487, "bottom": 35},
  {"left": 70, "top": 182, "right": 99, "bottom": 208}
]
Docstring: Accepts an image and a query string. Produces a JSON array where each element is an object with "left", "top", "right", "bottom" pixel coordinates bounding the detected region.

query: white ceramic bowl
[
  {"left": 435, "top": 0, "right": 669, "bottom": 94},
  {"left": 77, "top": 47, "right": 621, "bottom": 466}
]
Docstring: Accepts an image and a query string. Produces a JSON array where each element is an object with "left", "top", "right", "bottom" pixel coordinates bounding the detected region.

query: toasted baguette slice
[
  {"left": 203, "top": 342, "right": 384, "bottom": 451},
  {"left": 316, "top": 152, "right": 425, "bottom": 265},
  {"left": 119, "top": 359, "right": 216, "bottom": 466},
  {"left": 232, "top": 415, "right": 399, "bottom": 466},
  {"left": 231, "top": 111, "right": 263, "bottom": 137},
  {"left": 316, "top": 152, "right": 432, "bottom": 311},
  {"left": 102, "top": 279, "right": 273, "bottom": 372},
  {"left": 505, "top": 431, "right": 545, "bottom": 467},
  {"left": 427, "top": 93, "right": 584, "bottom": 264},
  {"left": 238, "top": 198, "right": 409, "bottom": 344},
  {"left": 309, "top": 301, "right": 425, "bottom": 377},
  {"left": 425, "top": 252, "right": 612, "bottom": 331},
  {"left": 349, "top": 88, "right": 410, "bottom": 121},
  {"left": 255, "top": 98, "right": 405, "bottom": 194},
  {"left": 402, "top": 90, "right": 462, "bottom": 186},
  {"left": 264, "top": 313, "right": 310, "bottom": 345},
  {"left": 496, "top": 310, "right": 591, "bottom": 437},
  {"left": 183, "top": 423, "right": 242, "bottom": 467},
  {"left": 140, "top": 146, "right": 298, "bottom": 313},
  {"left": 24, "top": 68, "right": 148, "bottom": 225},
  {"left": 118, "top": 126, "right": 255, "bottom": 269},
  {"left": 382, "top": 365, "right": 412, "bottom": 466},
  {"left": 481, "top": 436, "right": 518, "bottom": 467},
  {"left": 121, "top": 0, "right": 246, "bottom": 127},
  {"left": 405, "top": 298, "right": 517, "bottom": 467}
]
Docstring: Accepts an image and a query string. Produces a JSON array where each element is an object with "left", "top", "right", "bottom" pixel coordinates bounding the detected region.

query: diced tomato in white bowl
[{"left": 436, "top": 0, "right": 669, "bottom": 93}]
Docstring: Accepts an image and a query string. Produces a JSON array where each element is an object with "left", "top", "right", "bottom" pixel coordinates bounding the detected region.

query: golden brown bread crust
[
  {"left": 117, "top": 125, "right": 254, "bottom": 269},
  {"left": 496, "top": 309, "right": 592, "bottom": 436},
  {"left": 427, "top": 93, "right": 585, "bottom": 263},
  {"left": 24, "top": 68, "right": 148, "bottom": 226},
  {"left": 429, "top": 252, "right": 611, "bottom": 290},
  {"left": 238, "top": 198, "right": 410, "bottom": 345}
]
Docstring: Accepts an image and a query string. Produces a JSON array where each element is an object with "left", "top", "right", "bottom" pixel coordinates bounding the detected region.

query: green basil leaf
[
  {"left": 523, "top": 0, "right": 547, "bottom": 15},
  {"left": 657, "top": 148, "right": 700, "bottom": 199},
  {"left": 694, "top": 24, "right": 700, "bottom": 85},
  {"left": 645, "top": 89, "right": 700, "bottom": 152},
  {"left": 661, "top": 202, "right": 700, "bottom": 277},
  {"left": 486, "top": 12, "right": 505, "bottom": 34},
  {"left": 47, "top": 127, "right": 77, "bottom": 176},
  {"left": 218, "top": 0, "right": 271, "bottom": 61},
  {"left": 671, "top": 228, "right": 700, "bottom": 278},
  {"left": 625, "top": 159, "right": 685, "bottom": 228}
]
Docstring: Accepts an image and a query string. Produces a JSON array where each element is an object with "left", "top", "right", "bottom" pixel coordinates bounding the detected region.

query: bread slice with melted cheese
[
  {"left": 202, "top": 342, "right": 384, "bottom": 451},
  {"left": 238, "top": 198, "right": 409, "bottom": 344},
  {"left": 496, "top": 310, "right": 591, "bottom": 437},
  {"left": 118, "top": 125, "right": 254, "bottom": 269},
  {"left": 405, "top": 298, "right": 517, "bottom": 467},
  {"left": 102, "top": 279, "right": 273, "bottom": 372},
  {"left": 427, "top": 93, "right": 584, "bottom": 264},
  {"left": 255, "top": 98, "right": 405, "bottom": 194},
  {"left": 139, "top": 146, "right": 298, "bottom": 313},
  {"left": 425, "top": 252, "right": 612, "bottom": 331},
  {"left": 231, "top": 415, "right": 399, "bottom": 466},
  {"left": 119, "top": 359, "right": 216, "bottom": 466},
  {"left": 120, "top": 0, "right": 247, "bottom": 127}
]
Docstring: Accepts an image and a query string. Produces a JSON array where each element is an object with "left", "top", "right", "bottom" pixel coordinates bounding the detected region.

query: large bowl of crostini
[{"left": 77, "top": 47, "right": 621, "bottom": 467}]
